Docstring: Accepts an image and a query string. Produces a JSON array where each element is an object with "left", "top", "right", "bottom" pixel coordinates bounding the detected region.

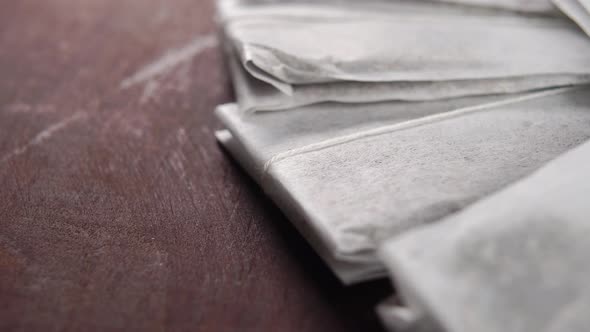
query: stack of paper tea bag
[
  {"left": 219, "top": 0, "right": 590, "bottom": 112},
  {"left": 214, "top": 0, "right": 590, "bottom": 330}
]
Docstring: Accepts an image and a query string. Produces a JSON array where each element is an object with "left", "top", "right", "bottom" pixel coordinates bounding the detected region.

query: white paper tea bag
[
  {"left": 227, "top": 15, "right": 589, "bottom": 88},
  {"left": 554, "top": 0, "right": 590, "bottom": 36},
  {"left": 378, "top": 137, "right": 590, "bottom": 332},
  {"left": 216, "top": 86, "right": 590, "bottom": 284},
  {"left": 219, "top": 1, "right": 590, "bottom": 111},
  {"left": 228, "top": 48, "right": 590, "bottom": 112}
]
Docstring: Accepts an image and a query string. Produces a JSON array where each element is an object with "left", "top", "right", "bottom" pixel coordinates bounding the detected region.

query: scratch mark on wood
[
  {"left": 227, "top": 187, "right": 242, "bottom": 222},
  {"left": 169, "top": 62, "right": 192, "bottom": 93},
  {"left": 176, "top": 127, "right": 188, "bottom": 145},
  {"left": 150, "top": 250, "right": 168, "bottom": 268},
  {"left": 0, "top": 112, "right": 87, "bottom": 165},
  {"left": 198, "top": 145, "right": 211, "bottom": 165},
  {"left": 169, "top": 151, "right": 187, "bottom": 180},
  {"left": 120, "top": 34, "right": 217, "bottom": 89},
  {"left": 5, "top": 103, "right": 56, "bottom": 114},
  {"left": 139, "top": 80, "right": 160, "bottom": 105},
  {"left": 138, "top": 61, "right": 193, "bottom": 105}
]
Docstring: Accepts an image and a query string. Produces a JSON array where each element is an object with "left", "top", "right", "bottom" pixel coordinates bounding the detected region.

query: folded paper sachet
[
  {"left": 216, "top": 86, "right": 590, "bottom": 283},
  {"left": 218, "top": 0, "right": 590, "bottom": 112},
  {"left": 378, "top": 131, "right": 590, "bottom": 332}
]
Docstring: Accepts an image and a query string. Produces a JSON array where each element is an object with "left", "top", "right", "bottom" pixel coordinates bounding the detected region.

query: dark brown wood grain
[{"left": 0, "top": 1, "right": 392, "bottom": 331}]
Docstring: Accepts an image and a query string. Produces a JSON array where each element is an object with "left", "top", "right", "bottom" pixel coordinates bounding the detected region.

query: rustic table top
[{"left": 0, "top": 1, "right": 391, "bottom": 331}]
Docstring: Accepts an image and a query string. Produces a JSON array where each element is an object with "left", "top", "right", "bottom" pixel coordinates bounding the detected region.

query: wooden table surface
[{"left": 0, "top": 1, "right": 392, "bottom": 331}]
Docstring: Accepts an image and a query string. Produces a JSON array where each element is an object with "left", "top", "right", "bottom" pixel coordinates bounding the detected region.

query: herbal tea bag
[
  {"left": 227, "top": 14, "right": 589, "bottom": 88},
  {"left": 216, "top": 86, "right": 590, "bottom": 284},
  {"left": 554, "top": 0, "right": 590, "bottom": 36},
  {"left": 228, "top": 48, "right": 590, "bottom": 112},
  {"left": 378, "top": 137, "right": 590, "bottom": 332},
  {"left": 220, "top": 1, "right": 590, "bottom": 111}
]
